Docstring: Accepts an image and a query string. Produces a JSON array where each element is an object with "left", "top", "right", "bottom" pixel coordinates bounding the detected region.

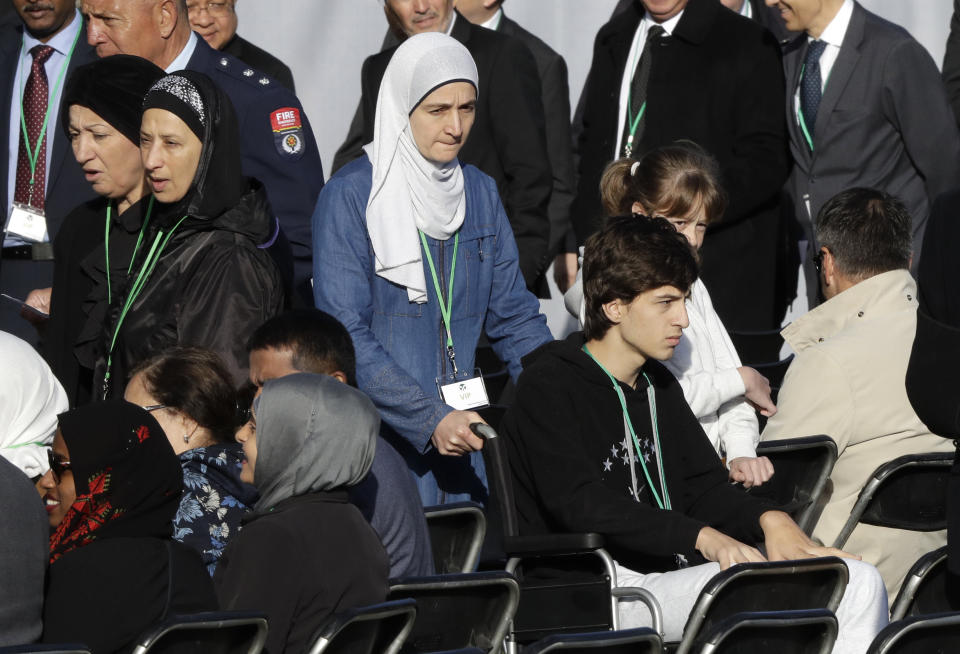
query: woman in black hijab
[
  {"left": 38, "top": 400, "right": 216, "bottom": 651},
  {"left": 42, "top": 55, "right": 166, "bottom": 407},
  {"left": 87, "top": 70, "right": 284, "bottom": 400}
]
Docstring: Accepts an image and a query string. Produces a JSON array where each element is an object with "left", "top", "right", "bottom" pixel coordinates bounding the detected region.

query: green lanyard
[
  {"left": 17, "top": 25, "right": 81, "bottom": 205},
  {"left": 101, "top": 215, "right": 188, "bottom": 398},
  {"left": 104, "top": 196, "right": 155, "bottom": 305},
  {"left": 582, "top": 344, "right": 672, "bottom": 510},
  {"left": 622, "top": 36, "right": 648, "bottom": 158},
  {"left": 419, "top": 229, "right": 460, "bottom": 374}
]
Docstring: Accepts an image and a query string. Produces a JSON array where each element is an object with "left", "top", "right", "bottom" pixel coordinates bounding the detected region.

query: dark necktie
[
  {"left": 622, "top": 24, "right": 664, "bottom": 158},
  {"left": 14, "top": 44, "right": 55, "bottom": 209},
  {"left": 799, "top": 39, "right": 829, "bottom": 144}
]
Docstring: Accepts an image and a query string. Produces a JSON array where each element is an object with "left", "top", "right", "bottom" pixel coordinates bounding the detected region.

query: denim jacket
[{"left": 313, "top": 156, "right": 551, "bottom": 505}]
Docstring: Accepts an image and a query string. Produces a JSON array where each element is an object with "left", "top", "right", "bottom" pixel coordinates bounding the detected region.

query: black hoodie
[{"left": 503, "top": 332, "right": 772, "bottom": 573}]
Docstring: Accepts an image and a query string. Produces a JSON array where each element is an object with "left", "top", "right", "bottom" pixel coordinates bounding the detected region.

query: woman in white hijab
[
  {"left": 313, "top": 32, "right": 551, "bottom": 506},
  {"left": 0, "top": 330, "right": 68, "bottom": 478}
]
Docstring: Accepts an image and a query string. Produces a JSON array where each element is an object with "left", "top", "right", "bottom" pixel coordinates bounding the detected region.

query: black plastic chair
[
  {"left": 674, "top": 557, "right": 849, "bottom": 654},
  {"left": 387, "top": 571, "right": 519, "bottom": 654},
  {"left": 0, "top": 647, "right": 91, "bottom": 654},
  {"left": 130, "top": 611, "right": 268, "bottom": 654},
  {"left": 690, "top": 609, "right": 838, "bottom": 654},
  {"left": 727, "top": 329, "right": 785, "bottom": 366},
  {"left": 890, "top": 547, "right": 960, "bottom": 621},
  {"left": 471, "top": 423, "right": 663, "bottom": 653},
  {"left": 866, "top": 611, "right": 960, "bottom": 653},
  {"left": 423, "top": 501, "right": 486, "bottom": 573},
  {"left": 751, "top": 355, "right": 794, "bottom": 389},
  {"left": 521, "top": 627, "right": 663, "bottom": 653},
  {"left": 306, "top": 598, "right": 417, "bottom": 654},
  {"left": 831, "top": 452, "right": 953, "bottom": 550},
  {"left": 749, "top": 435, "right": 838, "bottom": 535}
]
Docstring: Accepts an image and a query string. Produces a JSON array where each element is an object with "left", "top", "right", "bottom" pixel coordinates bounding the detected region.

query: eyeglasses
[
  {"left": 186, "top": 1, "right": 231, "bottom": 17},
  {"left": 47, "top": 449, "right": 72, "bottom": 483},
  {"left": 812, "top": 249, "right": 825, "bottom": 274},
  {"left": 141, "top": 403, "right": 167, "bottom": 412}
]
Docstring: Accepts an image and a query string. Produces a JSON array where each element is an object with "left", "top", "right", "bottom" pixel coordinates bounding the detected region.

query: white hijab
[
  {"left": 0, "top": 331, "right": 68, "bottom": 476},
  {"left": 363, "top": 32, "right": 479, "bottom": 303}
]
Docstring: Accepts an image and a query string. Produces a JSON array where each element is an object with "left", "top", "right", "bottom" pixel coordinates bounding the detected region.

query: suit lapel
[
  {"left": 812, "top": 3, "right": 864, "bottom": 154},
  {"left": 783, "top": 36, "right": 811, "bottom": 166},
  {"left": 451, "top": 10, "right": 472, "bottom": 46}
]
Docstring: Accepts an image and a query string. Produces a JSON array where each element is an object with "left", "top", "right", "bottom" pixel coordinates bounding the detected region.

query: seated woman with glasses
[
  {"left": 37, "top": 400, "right": 216, "bottom": 651},
  {"left": 216, "top": 373, "right": 389, "bottom": 654},
  {"left": 124, "top": 347, "right": 258, "bottom": 575}
]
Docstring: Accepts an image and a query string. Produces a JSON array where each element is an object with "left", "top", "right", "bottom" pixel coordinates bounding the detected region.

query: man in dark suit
[
  {"left": 573, "top": 0, "right": 790, "bottom": 331},
  {"left": 769, "top": 0, "right": 960, "bottom": 303},
  {"left": 185, "top": 0, "right": 295, "bottom": 92},
  {"left": 0, "top": 0, "right": 98, "bottom": 341},
  {"left": 456, "top": 0, "right": 578, "bottom": 294},
  {"left": 332, "top": 0, "right": 552, "bottom": 292},
  {"left": 81, "top": 0, "right": 324, "bottom": 304}
]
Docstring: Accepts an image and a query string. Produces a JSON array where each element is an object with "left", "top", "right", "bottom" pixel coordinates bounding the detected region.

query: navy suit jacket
[
  {"left": 186, "top": 37, "right": 323, "bottom": 297},
  {"left": 0, "top": 20, "right": 98, "bottom": 241}
]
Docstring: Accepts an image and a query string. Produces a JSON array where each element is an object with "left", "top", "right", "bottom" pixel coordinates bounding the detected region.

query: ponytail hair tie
[{"left": 630, "top": 161, "right": 640, "bottom": 177}]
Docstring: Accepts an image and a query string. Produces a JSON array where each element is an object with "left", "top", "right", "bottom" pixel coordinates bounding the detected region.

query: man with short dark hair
[
  {"left": 246, "top": 310, "right": 435, "bottom": 579},
  {"left": 504, "top": 215, "right": 887, "bottom": 645},
  {"left": 762, "top": 188, "right": 953, "bottom": 597},
  {"left": 81, "top": 0, "right": 323, "bottom": 302},
  {"left": 0, "top": 0, "right": 97, "bottom": 341},
  {"left": 185, "top": 0, "right": 294, "bottom": 91}
]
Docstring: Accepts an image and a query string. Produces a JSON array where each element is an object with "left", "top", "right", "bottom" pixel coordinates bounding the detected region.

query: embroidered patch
[{"left": 271, "top": 107, "right": 305, "bottom": 159}]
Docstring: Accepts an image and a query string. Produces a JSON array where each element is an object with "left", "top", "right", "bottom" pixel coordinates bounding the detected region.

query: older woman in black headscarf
[
  {"left": 87, "top": 70, "right": 284, "bottom": 400},
  {"left": 38, "top": 55, "right": 166, "bottom": 407},
  {"left": 37, "top": 399, "right": 216, "bottom": 651},
  {"left": 216, "top": 373, "right": 389, "bottom": 654}
]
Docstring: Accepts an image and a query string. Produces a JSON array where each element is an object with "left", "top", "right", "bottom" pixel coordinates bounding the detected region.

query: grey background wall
[{"left": 234, "top": 0, "right": 953, "bottom": 181}]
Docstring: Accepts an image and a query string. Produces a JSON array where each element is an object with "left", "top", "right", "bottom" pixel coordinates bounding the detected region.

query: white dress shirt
[
  {"left": 614, "top": 10, "right": 684, "bottom": 160},
  {"left": 5, "top": 9, "right": 83, "bottom": 241},
  {"left": 165, "top": 31, "right": 199, "bottom": 73},
  {"left": 479, "top": 8, "right": 503, "bottom": 31}
]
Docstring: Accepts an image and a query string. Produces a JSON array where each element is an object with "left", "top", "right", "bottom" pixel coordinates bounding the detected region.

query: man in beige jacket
[{"left": 762, "top": 187, "right": 952, "bottom": 598}]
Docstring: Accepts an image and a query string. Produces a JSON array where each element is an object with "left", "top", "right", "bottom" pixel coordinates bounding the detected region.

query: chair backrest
[
  {"left": 890, "top": 547, "right": 960, "bottom": 621},
  {"left": 751, "top": 355, "right": 794, "bottom": 389},
  {"left": 675, "top": 557, "right": 849, "bottom": 654},
  {"left": 129, "top": 611, "right": 268, "bottom": 654},
  {"left": 866, "top": 611, "right": 960, "bottom": 654},
  {"left": 0, "top": 647, "right": 91, "bottom": 654},
  {"left": 473, "top": 422, "right": 518, "bottom": 538},
  {"left": 751, "top": 435, "right": 838, "bottom": 534},
  {"left": 521, "top": 627, "right": 663, "bottom": 654},
  {"left": 307, "top": 598, "right": 417, "bottom": 654},
  {"left": 832, "top": 452, "right": 953, "bottom": 549},
  {"left": 423, "top": 501, "right": 487, "bottom": 574},
  {"left": 727, "top": 329, "right": 785, "bottom": 366},
  {"left": 691, "top": 609, "right": 838, "bottom": 654},
  {"left": 387, "top": 571, "right": 520, "bottom": 654}
]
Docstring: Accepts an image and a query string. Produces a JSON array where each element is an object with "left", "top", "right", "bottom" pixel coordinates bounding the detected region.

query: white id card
[
  {"left": 6, "top": 203, "right": 47, "bottom": 242},
  {"left": 437, "top": 368, "right": 490, "bottom": 410}
]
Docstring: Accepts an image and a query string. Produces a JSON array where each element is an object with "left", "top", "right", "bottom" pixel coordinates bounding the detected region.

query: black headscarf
[
  {"left": 142, "top": 71, "right": 246, "bottom": 223},
  {"left": 61, "top": 55, "right": 166, "bottom": 146},
  {"left": 48, "top": 400, "right": 183, "bottom": 564}
]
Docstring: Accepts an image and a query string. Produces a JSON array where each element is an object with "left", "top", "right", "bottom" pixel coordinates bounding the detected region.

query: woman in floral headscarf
[{"left": 38, "top": 400, "right": 215, "bottom": 652}]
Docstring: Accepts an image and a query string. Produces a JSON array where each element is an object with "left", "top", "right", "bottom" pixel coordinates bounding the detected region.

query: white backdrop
[{"left": 234, "top": 0, "right": 953, "bottom": 181}]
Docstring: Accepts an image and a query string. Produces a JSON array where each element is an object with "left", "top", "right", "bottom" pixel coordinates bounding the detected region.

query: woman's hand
[
  {"left": 760, "top": 510, "right": 860, "bottom": 561},
  {"left": 431, "top": 410, "right": 486, "bottom": 456}
]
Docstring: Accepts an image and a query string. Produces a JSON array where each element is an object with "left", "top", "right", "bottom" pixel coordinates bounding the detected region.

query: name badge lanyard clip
[
  {"left": 582, "top": 345, "right": 672, "bottom": 510},
  {"left": 16, "top": 26, "right": 81, "bottom": 210},
  {"left": 100, "top": 214, "right": 188, "bottom": 400},
  {"left": 419, "top": 229, "right": 460, "bottom": 376}
]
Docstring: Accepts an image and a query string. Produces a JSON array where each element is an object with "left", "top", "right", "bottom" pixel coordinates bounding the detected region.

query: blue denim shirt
[{"left": 313, "top": 156, "right": 552, "bottom": 505}]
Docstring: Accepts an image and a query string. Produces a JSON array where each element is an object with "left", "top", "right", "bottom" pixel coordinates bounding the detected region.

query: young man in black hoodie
[{"left": 502, "top": 216, "right": 888, "bottom": 649}]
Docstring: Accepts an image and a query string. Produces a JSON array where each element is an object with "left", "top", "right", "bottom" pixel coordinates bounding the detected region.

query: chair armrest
[
  {"left": 503, "top": 533, "right": 606, "bottom": 556},
  {"left": 612, "top": 586, "right": 663, "bottom": 637}
]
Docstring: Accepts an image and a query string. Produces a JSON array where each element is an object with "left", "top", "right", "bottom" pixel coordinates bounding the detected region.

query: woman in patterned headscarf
[{"left": 38, "top": 399, "right": 215, "bottom": 651}]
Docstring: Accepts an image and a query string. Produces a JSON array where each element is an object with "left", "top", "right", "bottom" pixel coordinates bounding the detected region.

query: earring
[{"left": 183, "top": 434, "right": 190, "bottom": 444}]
